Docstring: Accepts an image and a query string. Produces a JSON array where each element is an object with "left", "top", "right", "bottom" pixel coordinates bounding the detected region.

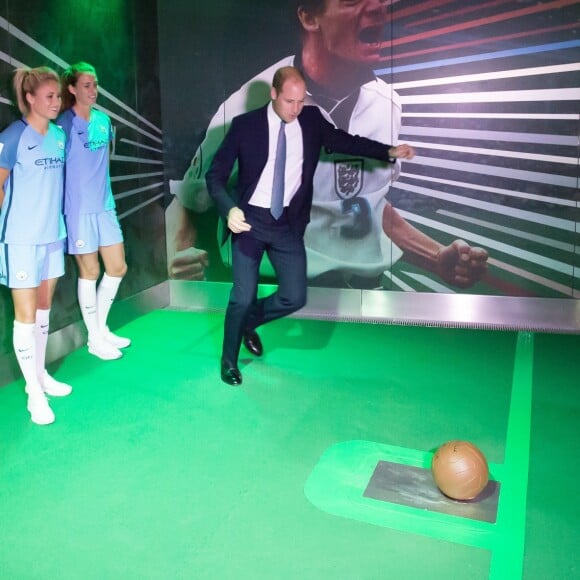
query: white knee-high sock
[
  {"left": 16, "top": 320, "right": 55, "bottom": 425},
  {"left": 13, "top": 321, "right": 39, "bottom": 389},
  {"left": 78, "top": 278, "right": 100, "bottom": 341},
  {"left": 96, "top": 273, "right": 123, "bottom": 333},
  {"left": 35, "top": 309, "right": 50, "bottom": 379}
]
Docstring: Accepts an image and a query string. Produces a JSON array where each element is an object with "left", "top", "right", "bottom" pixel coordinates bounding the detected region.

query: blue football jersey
[
  {"left": 58, "top": 108, "right": 115, "bottom": 215},
  {"left": 0, "top": 119, "right": 66, "bottom": 244}
]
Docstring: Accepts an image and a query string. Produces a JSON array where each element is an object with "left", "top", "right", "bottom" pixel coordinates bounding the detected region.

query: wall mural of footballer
[{"left": 162, "top": 0, "right": 579, "bottom": 297}]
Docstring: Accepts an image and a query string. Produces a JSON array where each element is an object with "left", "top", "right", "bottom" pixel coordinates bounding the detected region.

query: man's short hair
[{"left": 272, "top": 66, "right": 306, "bottom": 94}]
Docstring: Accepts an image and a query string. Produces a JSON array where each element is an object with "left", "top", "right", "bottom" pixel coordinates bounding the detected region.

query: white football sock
[
  {"left": 14, "top": 320, "right": 54, "bottom": 424},
  {"left": 34, "top": 308, "right": 71, "bottom": 395},
  {"left": 13, "top": 320, "right": 39, "bottom": 388},
  {"left": 96, "top": 273, "right": 122, "bottom": 334},
  {"left": 34, "top": 308, "right": 50, "bottom": 379},
  {"left": 78, "top": 278, "right": 100, "bottom": 340}
]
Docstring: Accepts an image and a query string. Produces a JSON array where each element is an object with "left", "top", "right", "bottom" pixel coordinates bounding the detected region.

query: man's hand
[
  {"left": 227, "top": 207, "right": 252, "bottom": 233},
  {"left": 169, "top": 247, "right": 209, "bottom": 280},
  {"left": 436, "top": 240, "right": 489, "bottom": 289},
  {"left": 388, "top": 144, "right": 415, "bottom": 160}
]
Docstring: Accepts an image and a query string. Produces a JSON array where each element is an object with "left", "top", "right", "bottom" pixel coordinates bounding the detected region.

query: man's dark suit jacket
[{"left": 205, "top": 104, "right": 395, "bottom": 242}]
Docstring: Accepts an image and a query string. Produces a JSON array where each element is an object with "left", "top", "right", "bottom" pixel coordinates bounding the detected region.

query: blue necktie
[{"left": 271, "top": 120, "right": 286, "bottom": 220}]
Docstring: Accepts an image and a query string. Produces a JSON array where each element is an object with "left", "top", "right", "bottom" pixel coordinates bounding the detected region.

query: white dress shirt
[{"left": 249, "top": 103, "right": 303, "bottom": 209}]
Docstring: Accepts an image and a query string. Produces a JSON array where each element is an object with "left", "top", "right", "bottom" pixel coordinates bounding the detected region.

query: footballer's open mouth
[{"left": 358, "top": 24, "right": 386, "bottom": 45}]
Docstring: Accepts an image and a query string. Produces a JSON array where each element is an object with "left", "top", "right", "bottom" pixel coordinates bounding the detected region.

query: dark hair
[
  {"left": 12, "top": 67, "right": 60, "bottom": 115},
  {"left": 293, "top": 0, "right": 327, "bottom": 39},
  {"left": 60, "top": 61, "right": 97, "bottom": 111},
  {"left": 272, "top": 66, "right": 306, "bottom": 94},
  {"left": 295, "top": 0, "right": 326, "bottom": 14}
]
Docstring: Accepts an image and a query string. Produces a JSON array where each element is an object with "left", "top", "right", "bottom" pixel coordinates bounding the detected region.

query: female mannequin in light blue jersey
[
  {"left": 0, "top": 67, "right": 72, "bottom": 425},
  {"left": 58, "top": 62, "right": 130, "bottom": 361}
]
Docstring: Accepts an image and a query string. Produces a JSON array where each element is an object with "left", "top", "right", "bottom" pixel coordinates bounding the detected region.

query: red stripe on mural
[
  {"left": 408, "top": 0, "right": 514, "bottom": 28},
  {"left": 482, "top": 272, "right": 539, "bottom": 298},
  {"left": 389, "top": 0, "right": 458, "bottom": 20},
  {"left": 383, "top": 22, "right": 580, "bottom": 61},
  {"left": 381, "top": 0, "right": 580, "bottom": 48}
]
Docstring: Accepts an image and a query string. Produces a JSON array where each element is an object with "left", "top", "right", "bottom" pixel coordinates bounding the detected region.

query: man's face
[
  {"left": 271, "top": 78, "right": 307, "bottom": 123},
  {"left": 308, "top": 0, "right": 390, "bottom": 64}
]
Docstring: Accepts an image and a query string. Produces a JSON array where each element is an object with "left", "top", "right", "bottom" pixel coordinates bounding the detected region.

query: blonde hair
[{"left": 12, "top": 66, "right": 60, "bottom": 115}]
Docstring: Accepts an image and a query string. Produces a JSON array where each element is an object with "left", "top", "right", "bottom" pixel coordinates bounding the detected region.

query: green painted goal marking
[{"left": 304, "top": 332, "right": 533, "bottom": 579}]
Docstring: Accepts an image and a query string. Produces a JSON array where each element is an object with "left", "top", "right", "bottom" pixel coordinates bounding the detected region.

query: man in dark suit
[{"left": 206, "top": 66, "right": 414, "bottom": 385}]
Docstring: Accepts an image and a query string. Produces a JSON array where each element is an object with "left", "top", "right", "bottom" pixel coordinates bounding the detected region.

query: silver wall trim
[
  {"left": 169, "top": 280, "right": 580, "bottom": 333},
  {"left": 3, "top": 278, "right": 578, "bottom": 389}
]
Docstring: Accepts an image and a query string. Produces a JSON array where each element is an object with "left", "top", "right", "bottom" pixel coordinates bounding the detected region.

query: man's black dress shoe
[
  {"left": 220, "top": 361, "right": 242, "bottom": 386},
  {"left": 243, "top": 329, "right": 263, "bottom": 356}
]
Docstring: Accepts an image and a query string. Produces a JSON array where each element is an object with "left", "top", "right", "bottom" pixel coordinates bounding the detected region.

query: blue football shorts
[
  {"left": 66, "top": 209, "right": 124, "bottom": 254},
  {"left": 0, "top": 239, "right": 65, "bottom": 288}
]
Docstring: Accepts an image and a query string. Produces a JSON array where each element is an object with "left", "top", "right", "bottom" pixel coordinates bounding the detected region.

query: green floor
[{"left": 0, "top": 311, "right": 578, "bottom": 579}]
